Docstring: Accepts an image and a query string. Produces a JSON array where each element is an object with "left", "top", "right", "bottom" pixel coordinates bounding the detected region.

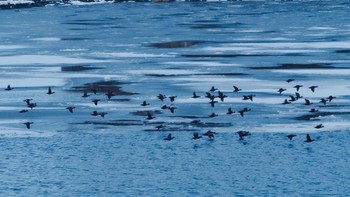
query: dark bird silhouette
[
  {"left": 289, "top": 95, "right": 297, "bottom": 102},
  {"left": 283, "top": 99, "right": 291, "bottom": 105},
  {"left": 209, "top": 100, "right": 218, "bottom": 107},
  {"left": 161, "top": 104, "right": 168, "bottom": 110},
  {"left": 164, "top": 133, "right": 175, "bottom": 141},
  {"left": 286, "top": 78, "right": 295, "bottom": 83},
  {"left": 305, "top": 134, "right": 315, "bottom": 143},
  {"left": 27, "top": 103, "right": 37, "bottom": 109},
  {"left": 319, "top": 98, "right": 327, "bottom": 105},
  {"left": 287, "top": 134, "right": 296, "bottom": 141},
  {"left": 66, "top": 106, "right": 75, "bottom": 113},
  {"left": 169, "top": 96, "right": 177, "bottom": 102},
  {"left": 91, "top": 111, "right": 99, "bottom": 116},
  {"left": 157, "top": 94, "right": 166, "bottom": 101},
  {"left": 23, "top": 99, "right": 33, "bottom": 105},
  {"left": 5, "top": 85, "right": 14, "bottom": 91},
  {"left": 327, "top": 95, "right": 336, "bottom": 102},
  {"left": 192, "top": 132, "right": 202, "bottom": 140},
  {"left": 209, "top": 86, "right": 218, "bottom": 92},
  {"left": 203, "top": 130, "right": 215, "bottom": 139},
  {"left": 105, "top": 92, "right": 114, "bottom": 100},
  {"left": 168, "top": 106, "right": 176, "bottom": 114},
  {"left": 309, "top": 86, "right": 318, "bottom": 93},
  {"left": 226, "top": 107, "right": 234, "bottom": 115},
  {"left": 156, "top": 124, "right": 164, "bottom": 130},
  {"left": 208, "top": 94, "right": 216, "bottom": 102},
  {"left": 242, "top": 94, "right": 255, "bottom": 101},
  {"left": 295, "top": 92, "right": 303, "bottom": 99},
  {"left": 82, "top": 92, "right": 90, "bottom": 98},
  {"left": 205, "top": 92, "right": 212, "bottom": 99},
  {"left": 209, "top": 112, "right": 218, "bottom": 118},
  {"left": 19, "top": 109, "right": 28, "bottom": 113},
  {"left": 24, "top": 122, "right": 33, "bottom": 129},
  {"left": 192, "top": 92, "right": 200, "bottom": 98},
  {"left": 236, "top": 130, "right": 251, "bottom": 140},
  {"left": 278, "top": 88, "right": 286, "bottom": 94},
  {"left": 217, "top": 91, "right": 227, "bottom": 102},
  {"left": 98, "top": 112, "right": 107, "bottom": 117},
  {"left": 147, "top": 112, "right": 154, "bottom": 120},
  {"left": 294, "top": 85, "right": 303, "bottom": 92},
  {"left": 233, "top": 85, "right": 242, "bottom": 92},
  {"left": 46, "top": 87, "right": 55, "bottom": 95},
  {"left": 315, "top": 124, "right": 324, "bottom": 129},
  {"left": 92, "top": 99, "right": 100, "bottom": 106},
  {"left": 304, "top": 98, "right": 312, "bottom": 106},
  {"left": 309, "top": 108, "right": 319, "bottom": 113},
  {"left": 141, "top": 100, "right": 150, "bottom": 106},
  {"left": 238, "top": 108, "right": 251, "bottom": 117}
]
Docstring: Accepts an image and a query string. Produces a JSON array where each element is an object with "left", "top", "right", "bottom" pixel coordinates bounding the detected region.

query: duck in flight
[
  {"left": 304, "top": 98, "right": 312, "bottom": 106},
  {"left": 46, "top": 87, "right": 55, "bottom": 95},
  {"left": 5, "top": 85, "right": 14, "bottom": 91},
  {"left": 27, "top": 103, "right": 37, "bottom": 109},
  {"left": 24, "top": 122, "right": 33, "bottom": 129},
  {"left": 147, "top": 112, "right": 155, "bottom": 120},
  {"left": 23, "top": 99, "right": 33, "bottom": 105},
  {"left": 82, "top": 92, "right": 90, "bottom": 98},
  {"left": 19, "top": 109, "right": 29, "bottom": 113},
  {"left": 287, "top": 134, "right": 296, "bottom": 141},
  {"left": 286, "top": 78, "right": 295, "bottom": 83},
  {"left": 92, "top": 99, "right": 100, "bottom": 106},
  {"left": 192, "top": 132, "right": 202, "bottom": 140},
  {"left": 141, "top": 100, "right": 150, "bottom": 106},
  {"left": 157, "top": 94, "right": 166, "bottom": 101},
  {"left": 305, "top": 134, "right": 315, "bottom": 143},
  {"left": 283, "top": 99, "right": 291, "bottom": 105},
  {"left": 236, "top": 130, "right": 251, "bottom": 140},
  {"left": 209, "top": 112, "right": 218, "bottom": 118},
  {"left": 105, "top": 92, "right": 114, "bottom": 100},
  {"left": 327, "top": 95, "right": 336, "bottom": 102},
  {"left": 203, "top": 130, "right": 215, "bottom": 139},
  {"left": 315, "top": 124, "right": 324, "bottom": 129},
  {"left": 66, "top": 106, "right": 75, "bottom": 113},
  {"left": 309, "top": 86, "right": 318, "bottom": 93},
  {"left": 192, "top": 92, "right": 200, "bottom": 98},
  {"left": 164, "top": 133, "right": 175, "bottom": 141},
  {"left": 319, "top": 98, "right": 327, "bottom": 105},
  {"left": 278, "top": 88, "right": 286, "bottom": 94},
  {"left": 156, "top": 124, "right": 164, "bottom": 130},
  {"left": 226, "top": 107, "right": 234, "bottom": 115},
  {"left": 217, "top": 91, "right": 227, "bottom": 102},
  {"left": 233, "top": 85, "right": 242, "bottom": 92},
  {"left": 169, "top": 96, "right": 177, "bottom": 102},
  {"left": 209, "top": 86, "right": 218, "bottom": 92},
  {"left": 238, "top": 108, "right": 251, "bottom": 117},
  {"left": 309, "top": 108, "right": 319, "bottom": 113},
  {"left": 293, "top": 85, "right": 303, "bottom": 92}
]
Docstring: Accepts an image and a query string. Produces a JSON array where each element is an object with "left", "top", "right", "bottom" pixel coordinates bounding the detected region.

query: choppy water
[{"left": 1, "top": 1, "right": 350, "bottom": 196}]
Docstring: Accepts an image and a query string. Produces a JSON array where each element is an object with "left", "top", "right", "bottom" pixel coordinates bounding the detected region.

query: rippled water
[{"left": 1, "top": 1, "right": 350, "bottom": 196}]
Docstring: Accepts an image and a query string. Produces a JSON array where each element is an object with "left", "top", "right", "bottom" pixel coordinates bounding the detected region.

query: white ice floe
[
  {"left": 30, "top": 37, "right": 61, "bottom": 42},
  {"left": 163, "top": 61, "right": 241, "bottom": 67},
  {"left": 0, "top": 45, "right": 27, "bottom": 50},
  {"left": 92, "top": 52, "right": 174, "bottom": 58},
  {"left": 0, "top": 55, "right": 112, "bottom": 65}
]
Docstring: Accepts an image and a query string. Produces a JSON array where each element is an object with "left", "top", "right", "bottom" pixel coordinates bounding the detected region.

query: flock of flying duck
[
  {"left": 142, "top": 78, "right": 335, "bottom": 143},
  {"left": 4, "top": 78, "right": 335, "bottom": 143}
]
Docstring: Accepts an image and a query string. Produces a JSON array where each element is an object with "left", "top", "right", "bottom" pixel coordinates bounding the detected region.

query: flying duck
[{"left": 164, "top": 133, "right": 175, "bottom": 141}]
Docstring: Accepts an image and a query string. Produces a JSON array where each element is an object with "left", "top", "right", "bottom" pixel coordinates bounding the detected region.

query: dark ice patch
[
  {"left": 147, "top": 40, "right": 205, "bottom": 48},
  {"left": 72, "top": 80, "right": 134, "bottom": 95},
  {"left": 250, "top": 63, "right": 334, "bottom": 70},
  {"left": 61, "top": 66, "right": 102, "bottom": 72},
  {"left": 182, "top": 54, "right": 270, "bottom": 58},
  {"left": 295, "top": 111, "right": 350, "bottom": 121}
]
